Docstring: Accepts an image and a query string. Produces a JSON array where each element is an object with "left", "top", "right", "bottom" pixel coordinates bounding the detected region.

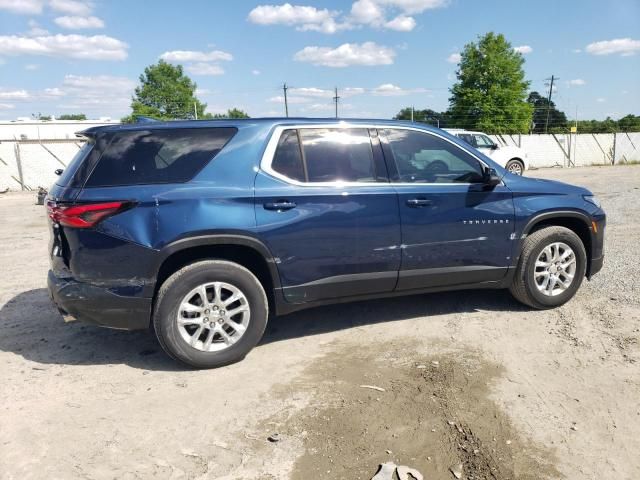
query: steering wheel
[{"left": 424, "top": 160, "right": 449, "bottom": 174}]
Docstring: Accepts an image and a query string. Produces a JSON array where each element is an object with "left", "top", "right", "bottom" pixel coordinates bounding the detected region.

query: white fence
[
  {"left": 1, "top": 132, "right": 639, "bottom": 191},
  {"left": 491, "top": 132, "right": 640, "bottom": 168}
]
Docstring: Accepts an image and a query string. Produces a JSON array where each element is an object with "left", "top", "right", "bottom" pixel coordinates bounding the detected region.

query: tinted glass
[
  {"left": 385, "top": 129, "right": 484, "bottom": 184},
  {"left": 457, "top": 133, "right": 475, "bottom": 147},
  {"left": 86, "top": 127, "right": 236, "bottom": 187},
  {"left": 55, "top": 141, "right": 94, "bottom": 187},
  {"left": 474, "top": 134, "right": 494, "bottom": 147},
  {"left": 300, "top": 128, "right": 375, "bottom": 183},
  {"left": 272, "top": 129, "right": 305, "bottom": 182}
]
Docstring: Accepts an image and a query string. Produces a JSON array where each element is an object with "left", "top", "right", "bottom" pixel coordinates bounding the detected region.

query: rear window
[
  {"left": 56, "top": 140, "right": 94, "bottom": 187},
  {"left": 85, "top": 127, "right": 237, "bottom": 187}
]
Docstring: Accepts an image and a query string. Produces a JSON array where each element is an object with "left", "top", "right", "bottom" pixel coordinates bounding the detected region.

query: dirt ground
[{"left": 1, "top": 165, "right": 639, "bottom": 480}]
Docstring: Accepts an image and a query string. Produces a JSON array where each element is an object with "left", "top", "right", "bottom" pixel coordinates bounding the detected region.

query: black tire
[
  {"left": 153, "top": 260, "right": 268, "bottom": 369},
  {"left": 505, "top": 159, "right": 524, "bottom": 175},
  {"left": 510, "top": 226, "right": 587, "bottom": 309}
]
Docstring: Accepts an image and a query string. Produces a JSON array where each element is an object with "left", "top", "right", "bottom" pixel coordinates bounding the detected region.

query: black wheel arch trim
[{"left": 155, "top": 233, "right": 282, "bottom": 290}]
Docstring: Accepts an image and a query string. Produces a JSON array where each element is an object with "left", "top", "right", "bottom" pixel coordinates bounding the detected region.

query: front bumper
[{"left": 48, "top": 270, "right": 151, "bottom": 330}]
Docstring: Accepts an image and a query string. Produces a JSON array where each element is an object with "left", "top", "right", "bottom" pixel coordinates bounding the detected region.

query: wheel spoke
[
  {"left": 217, "top": 326, "right": 235, "bottom": 346},
  {"left": 181, "top": 303, "right": 203, "bottom": 314},
  {"left": 213, "top": 282, "right": 222, "bottom": 303},
  {"left": 225, "top": 319, "right": 246, "bottom": 335},
  {"left": 202, "top": 327, "right": 215, "bottom": 350},
  {"left": 226, "top": 305, "right": 249, "bottom": 318},
  {"left": 197, "top": 285, "right": 209, "bottom": 306},
  {"left": 223, "top": 292, "right": 242, "bottom": 307},
  {"left": 535, "top": 270, "right": 549, "bottom": 278},
  {"left": 178, "top": 316, "right": 202, "bottom": 326},
  {"left": 535, "top": 260, "right": 550, "bottom": 268},
  {"left": 190, "top": 325, "right": 205, "bottom": 346}
]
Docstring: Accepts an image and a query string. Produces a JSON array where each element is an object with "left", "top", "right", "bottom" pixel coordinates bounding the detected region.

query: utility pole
[
  {"left": 333, "top": 87, "right": 340, "bottom": 118},
  {"left": 411, "top": 106, "right": 414, "bottom": 122},
  {"left": 282, "top": 83, "right": 289, "bottom": 117},
  {"left": 544, "top": 75, "right": 558, "bottom": 133},
  {"left": 194, "top": 102, "right": 198, "bottom": 120}
]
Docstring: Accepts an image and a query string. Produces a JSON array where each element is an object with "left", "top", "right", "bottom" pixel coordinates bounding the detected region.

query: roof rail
[{"left": 135, "top": 116, "right": 160, "bottom": 124}]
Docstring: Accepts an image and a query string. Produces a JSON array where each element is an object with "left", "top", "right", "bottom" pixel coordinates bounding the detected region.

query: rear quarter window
[{"left": 85, "top": 127, "right": 237, "bottom": 187}]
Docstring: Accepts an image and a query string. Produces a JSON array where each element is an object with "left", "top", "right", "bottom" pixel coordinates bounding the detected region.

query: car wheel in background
[
  {"left": 153, "top": 260, "right": 268, "bottom": 368},
  {"left": 510, "top": 226, "right": 587, "bottom": 309},
  {"left": 505, "top": 159, "right": 524, "bottom": 175}
]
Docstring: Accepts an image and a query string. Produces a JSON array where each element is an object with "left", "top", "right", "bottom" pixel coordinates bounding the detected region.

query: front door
[
  {"left": 255, "top": 126, "right": 401, "bottom": 303},
  {"left": 380, "top": 128, "right": 515, "bottom": 290}
]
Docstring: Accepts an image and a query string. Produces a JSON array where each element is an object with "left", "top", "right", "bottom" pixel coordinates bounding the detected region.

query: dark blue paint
[{"left": 46, "top": 118, "right": 606, "bottom": 329}]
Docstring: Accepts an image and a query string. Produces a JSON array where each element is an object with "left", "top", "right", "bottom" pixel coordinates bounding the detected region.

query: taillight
[{"left": 47, "top": 201, "right": 130, "bottom": 228}]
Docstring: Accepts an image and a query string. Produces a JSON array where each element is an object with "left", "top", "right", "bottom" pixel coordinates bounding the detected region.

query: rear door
[
  {"left": 381, "top": 127, "right": 515, "bottom": 290},
  {"left": 255, "top": 126, "right": 401, "bottom": 303}
]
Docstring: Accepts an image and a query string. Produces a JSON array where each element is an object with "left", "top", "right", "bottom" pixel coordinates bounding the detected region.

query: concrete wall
[
  {"left": 0, "top": 120, "right": 118, "bottom": 141},
  {"left": 1, "top": 130, "right": 639, "bottom": 191}
]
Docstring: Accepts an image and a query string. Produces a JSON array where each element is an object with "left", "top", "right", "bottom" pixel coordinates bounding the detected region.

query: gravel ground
[{"left": 0, "top": 165, "right": 638, "bottom": 479}]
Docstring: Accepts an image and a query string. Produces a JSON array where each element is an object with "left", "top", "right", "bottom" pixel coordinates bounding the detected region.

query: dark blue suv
[{"left": 47, "top": 118, "right": 605, "bottom": 368}]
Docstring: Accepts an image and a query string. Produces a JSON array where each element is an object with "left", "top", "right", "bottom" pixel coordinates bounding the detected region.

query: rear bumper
[{"left": 47, "top": 270, "right": 151, "bottom": 330}]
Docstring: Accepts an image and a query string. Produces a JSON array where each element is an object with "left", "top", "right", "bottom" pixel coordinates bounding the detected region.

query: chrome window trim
[{"left": 259, "top": 123, "right": 496, "bottom": 188}]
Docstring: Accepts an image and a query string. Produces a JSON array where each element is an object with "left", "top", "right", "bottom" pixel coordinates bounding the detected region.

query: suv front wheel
[
  {"left": 510, "top": 226, "right": 587, "bottom": 309},
  {"left": 505, "top": 159, "right": 524, "bottom": 175},
  {"left": 153, "top": 260, "right": 268, "bottom": 368}
]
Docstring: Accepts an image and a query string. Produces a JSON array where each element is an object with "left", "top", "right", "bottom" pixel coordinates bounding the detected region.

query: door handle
[
  {"left": 264, "top": 200, "right": 297, "bottom": 211},
  {"left": 406, "top": 198, "right": 432, "bottom": 207}
]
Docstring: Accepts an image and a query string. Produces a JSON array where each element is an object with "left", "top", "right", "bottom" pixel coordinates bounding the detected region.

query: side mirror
[
  {"left": 491, "top": 143, "right": 499, "bottom": 150},
  {"left": 483, "top": 168, "right": 501, "bottom": 187},
  {"left": 54, "top": 168, "right": 63, "bottom": 176}
]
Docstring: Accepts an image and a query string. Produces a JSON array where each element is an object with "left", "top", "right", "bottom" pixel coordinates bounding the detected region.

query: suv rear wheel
[
  {"left": 153, "top": 260, "right": 268, "bottom": 368},
  {"left": 510, "top": 226, "right": 587, "bottom": 309}
]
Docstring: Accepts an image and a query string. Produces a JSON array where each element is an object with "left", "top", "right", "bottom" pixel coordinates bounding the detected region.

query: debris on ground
[
  {"left": 371, "top": 461, "right": 396, "bottom": 480},
  {"left": 397, "top": 465, "right": 424, "bottom": 480},
  {"left": 360, "top": 384, "right": 386, "bottom": 392},
  {"left": 450, "top": 462, "right": 463, "bottom": 479},
  {"left": 267, "top": 433, "right": 280, "bottom": 443}
]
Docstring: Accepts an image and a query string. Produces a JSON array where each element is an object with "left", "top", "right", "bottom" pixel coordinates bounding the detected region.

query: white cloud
[
  {"left": 0, "top": 34, "right": 128, "bottom": 60},
  {"left": 384, "top": 15, "right": 415, "bottom": 31},
  {"left": 294, "top": 41, "right": 396, "bottom": 67},
  {"left": 252, "top": 69, "right": 261, "bottom": 75},
  {"left": 56, "top": 74, "right": 134, "bottom": 112},
  {"left": 0, "top": 0, "right": 43, "bottom": 14},
  {"left": 567, "top": 79, "right": 586, "bottom": 86},
  {"left": 62, "top": 74, "right": 133, "bottom": 90},
  {"left": 586, "top": 38, "right": 640, "bottom": 56},
  {"left": 513, "top": 45, "right": 532, "bottom": 54},
  {"left": 596, "top": 97, "right": 605, "bottom": 103},
  {"left": 186, "top": 62, "right": 225, "bottom": 76},
  {"left": 54, "top": 15, "right": 104, "bottom": 29},
  {"left": 0, "top": 89, "right": 31, "bottom": 99},
  {"left": 160, "top": 49, "right": 233, "bottom": 63},
  {"left": 248, "top": 4, "right": 347, "bottom": 34},
  {"left": 446, "top": 52, "right": 461, "bottom": 63},
  {"left": 289, "top": 87, "right": 333, "bottom": 97},
  {"left": 268, "top": 95, "right": 310, "bottom": 104},
  {"left": 249, "top": 0, "right": 448, "bottom": 33},
  {"left": 25, "top": 63, "right": 39, "bottom": 70},
  {"left": 42, "top": 87, "right": 65, "bottom": 96},
  {"left": 0, "top": 103, "right": 15, "bottom": 109},
  {"left": 49, "top": 0, "right": 92, "bottom": 16},
  {"left": 26, "top": 19, "right": 49, "bottom": 36},
  {"left": 371, "top": 83, "right": 427, "bottom": 96},
  {"left": 572, "top": 48, "right": 582, "bottom": 53}
]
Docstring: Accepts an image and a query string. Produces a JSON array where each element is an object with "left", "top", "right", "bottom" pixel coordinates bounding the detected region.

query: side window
[
  {"left": 272, "top": 129, "right": 306, "bottom": 182},
  {"left": 385, "top": 129, "right": 485, "bottom": 184},
  {"left": 300, "top": 128, "right": 376, "bottom": 183},
  {"left": 86, "top": 127, "right": 237, "bottom": 187},
  {"left": 474, "top": 134, "right": 494, "bottom": 148},
  {"left": 269, "top": 128, "right": 377, "bottom": 183},
  {"left": 458, "top": 133, "right": 476, "bottom": 147}
]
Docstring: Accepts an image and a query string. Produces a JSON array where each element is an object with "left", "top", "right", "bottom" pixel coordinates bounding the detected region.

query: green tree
[
  {"left": 122, "top": 60, "right": 208, "bottom": 122},
  {"left": 617, "top": 114, "right": 640, "bottom": 132},
  {"left": 213, "top": 108, "right": 250, "bottom": 119},
  {"left": 448, "top": 32, "right": 533, "bottom": 133},
  {"left": 527, "top": 91, "right": 567, "bottom": 133},
  {"left": 58, "top": 113, "right": 87, "bottom": 120},
  {"left": 394, "top": 107, "right": 450, "bottom": 128}
]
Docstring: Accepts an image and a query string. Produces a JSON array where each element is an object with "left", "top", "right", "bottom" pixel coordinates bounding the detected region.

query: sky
[{"left": 0, "top": 0, "right": 639, "bottom": 121}]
